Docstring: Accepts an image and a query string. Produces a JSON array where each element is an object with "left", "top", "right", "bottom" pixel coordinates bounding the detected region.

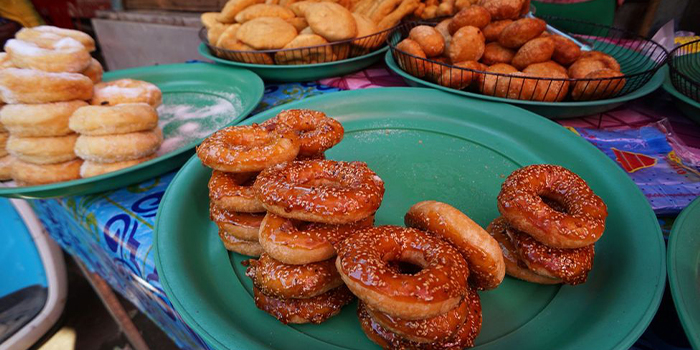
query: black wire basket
[
  {"left": 200, "top": 27, "right": 393, "bottom": 66},
  {"left": 669, "top": 39, "right": 700, "bottom": 103},
  {"left": 388, "top": 17, "right": 668, "bottom": 102}
]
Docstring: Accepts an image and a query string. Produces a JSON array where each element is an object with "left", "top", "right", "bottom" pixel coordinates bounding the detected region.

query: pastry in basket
[
  {"left": 237, "top": 17, "right": 298, "bottom": 50},
  {"left": 511, "top": 36, "right": 554, "bottom": 70},
  {"left": 448, "top": 26, "right": 485, "bottom": 63},
  {"left": 481, "top": 42, "right": 514, "bottom": 65},
  {"left": 449, "top": 5, "right": 491, "bottom": 33},
  {"left": 479, "top": 0, "right": 524, "bottom": 20},
  {"left": 497, "top": 17, "right": 546, "bottom": 49}
]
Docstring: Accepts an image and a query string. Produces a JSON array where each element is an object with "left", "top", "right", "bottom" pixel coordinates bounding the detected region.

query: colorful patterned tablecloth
[{"left": 31, "top": 66, "right": 698, "bottom": 349}]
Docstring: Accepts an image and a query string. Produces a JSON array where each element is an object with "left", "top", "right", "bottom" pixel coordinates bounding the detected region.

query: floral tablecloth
[{"left": 30, "top": 66, "right": 697, "bottom": 349}]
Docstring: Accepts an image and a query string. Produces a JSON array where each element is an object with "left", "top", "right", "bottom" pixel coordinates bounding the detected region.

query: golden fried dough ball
[
  {"left": 550, "top": 35, "right": 581, "bottom": 66},
  {"left": 479, "top": 0, "right": 523, "bottom": 20},
  {"left": 409, "top": 25, "right": 445, "bottom": 57},
  {"left": 448, "top": 26, "right": 485, "bottom": 63},
  {"left": 572, "top": 68, "right": 625, "bottom": 101},
  {"left": 483, "top": 20, "right": 512, "bottom": 42},
  {"left": 448, "top": 5, "right": 491, "bottom": 34},
  {"left": 498, "top": 17, "right": 546, "bottom": 49},
  {"left": 511, "top": 36, "right": 555, "bottom": 70},
  {"left": 481, "top": 42, "right": 515, "bottom": 65}
]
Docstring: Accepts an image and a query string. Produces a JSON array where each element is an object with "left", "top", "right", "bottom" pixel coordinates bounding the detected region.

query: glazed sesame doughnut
[
  {"left": 74, "top": 128, "right": 163, "bottom": 163},
  {"left": 91, "top": 79, "right": 162, "bottom": 107},
  {"left": 0, "top": 68, "right": 93, "bottom": 104},
  {"left": 69, "top": 103, "right": 159, "bottom": 135},
  {"left": 0, "top": 101, "right": 87, "bottom": 137},
  {"left": 210, "top": 203, "right": 264, "bottom": 241},
  {"left": 4, "top": 38, "right": 91, "bottom": 73},
  {"left": 0, "top": 155, "right": 13, "bottom": 181},
  {"left": 196, "top": 125, "right": 300, "bottom": 172},
  {"left": 254, "top": 160, "right": 384, "bottom": 224},
  {"left": 258, "top": 212, "right": 375, "bottom": 265},
  {"left": 261, "top": 109, "right": 344, "bottom": 157},
  {"left": 246, "top": 253, "right": 344, "bottom": 299},
  {"left": 296, "top": 152, "right": 326, "bottom": 161},
  {"left": 11, "top": 159, "right": 82, "bottom": 185},
  {"left": 82, "top": 58, "right": 103, "bottom": 84},
  {"left": 497, "top": 164, "right": 607, "bottom": 249},
  {"left": 16, "top": 26, "right": 96, "bottom": 52},
  {"left": 366, "top": 296, "right": 469, "bottom": 343},
  {"left": 405, "top": 201, "right": 506, "bottom": 291},
  {"left": 208, "top": 170, "right": 264, "bottom": 213},
  {"left": 79, "top": 155, "right": 156, "bottom": 178},
  {"left": 336, "top": 226, "right": 469, "bottom": 320},
  {"left": 218, "top": 229, "right": 263, "bottom": 256},
  {"left": 0, "top": 133, "right": 7, "bottom": 157},
  {"left": 486, "top": 217, "right": 563, "bottom": 284},
  {"left": 7, "top": 134, "right": 78, "bottom": 164},
  {"left": 253, "top": 285, "right": 354, "bottom": 324}
]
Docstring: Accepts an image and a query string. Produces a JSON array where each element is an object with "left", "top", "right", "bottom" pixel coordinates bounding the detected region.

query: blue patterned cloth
[{"left": 29, "top": 81, "right": 691, "bottom": 350}]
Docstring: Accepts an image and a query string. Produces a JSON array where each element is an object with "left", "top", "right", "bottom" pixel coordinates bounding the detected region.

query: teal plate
[
  {"left": 661, "top": 66, "right": 700, "bottom": 124},
  {"left": 199, "top": 43, "right": 387, "bottom": 82},
  {"left": 668, "top": 196, "right": 700, "bottom": 350},
  {"left": 385, "top": 51, "right": 665, "bottom": 119},
  {"left": 155, "top": 88, "right": 665, "bottom": 350},
  {"left": 0, "top": 63, "right": 264, "bottom": 199}
]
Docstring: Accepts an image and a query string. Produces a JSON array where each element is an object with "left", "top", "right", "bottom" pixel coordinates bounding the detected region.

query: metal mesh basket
[
  {"left": 388, "top": 18, "right": 667, "bottom": 102},
  {"left": 200, "top": 27, "right": 392, "bottom": 65},
  {"left": 669, "top": 39, "right": 700, "bottom": 103}
]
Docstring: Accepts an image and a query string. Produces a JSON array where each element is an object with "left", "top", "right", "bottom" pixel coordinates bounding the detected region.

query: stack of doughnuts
[
  {"left": 69, "top": 79, "right": 163, "bottom": 177},
  {"left": 197, "top": 109, "right": 383, "bottom": 324},
  {"left": 487, "top": 164, "right": 608, "bottom": 285},
  {"left": 0, "top": 26, "right": 101, "bottom": 185}
]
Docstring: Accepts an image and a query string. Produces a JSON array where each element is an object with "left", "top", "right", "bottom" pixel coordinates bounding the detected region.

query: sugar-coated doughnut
[
  {"left": 405, "top": 200, "right": 506, "bottom": 290},
  {"left": 69, "top": 103, "right": 158, "bottom": 135},
  {"left": 74, "top": 128, "right": 162, "bottom": 163},
  {"left": 246, "top": 253, "right": 344, "bottom": 299},
  {"left": 11, "top": 159, "right": 82, "bottom": 185},
  {"left": 16, "top": 26, "right": 96, "bottom": 52},
  {"left": 218, "top": 229, "right": 263, "bottom": 256},
  {"left": 254, "top": 160, "right": 385, "bottom": 224},
  {"left": 208, "top": 170, "right": 265, "bottom": 213},
  {"left": 210, "top": 203, "right": 264, "bottom": 241},
  {"left": 253, "top": 285, "right": 354, "bottom": 324},
  {"left": 261, "top": 109, "right": 344, "bottom": 157},
  {"left": 197, "top": 125, "right": 300, "bottom": 172},
  {"left": 258, "top": 212, "right": 374, "bottom": 265},
  {"left": 0, "top": 68, "right": 93, "bottom": 104},
  {"left": 80, "top": 155, "right": 156, "bottom": 178},
  {"left": 497, "top": 164, "right": 607, "bottom": 249},
  {"left": 0, "top": 155, "right": 13, "bottom": 181},
  {"left": 0, "top": 101, "right": 87, "bottom": 137},
  {"left": 82, "top": 58, "right": 103, "bottom": 83},
  {"left": 336, "top": 226, "right": 469, "bottom": 320},
  {"left": 5, "top": 38, "right": 91, "bottom": 73},
  {"left": 7, "top": 134, "right": 78, "bottom": 164},
  {"left": 91, "top": 79, "right": 162, "bottom": 107}
]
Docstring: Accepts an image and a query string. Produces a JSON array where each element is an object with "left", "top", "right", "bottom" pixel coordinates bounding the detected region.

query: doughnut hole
[{"left": 387, "top": 251, "right": 427, "bottom": 275}]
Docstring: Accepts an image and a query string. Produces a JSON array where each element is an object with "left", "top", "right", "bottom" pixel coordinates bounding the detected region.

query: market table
[{"left": 28, "top": 63, "right": 699, "bottom": 350}]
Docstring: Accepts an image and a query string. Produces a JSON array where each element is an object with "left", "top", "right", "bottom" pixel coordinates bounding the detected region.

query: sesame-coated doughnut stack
[{"left": 0, "top": 27, "right": 99, "bottom": 185}]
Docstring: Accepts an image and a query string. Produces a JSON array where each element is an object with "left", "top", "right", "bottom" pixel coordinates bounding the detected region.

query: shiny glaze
[
  {"left": 497, "top": 164, "right": 608, "bottom": 249},
  {"left": 209, "top": 203, "right": 265, "bottom": 228},
  {"left": 245, "top": 253, "right": 343, "bottom": 299},
  {"left": 208, "top": 170, "right": 265, "bottom": 212},
  {"left": 253, "top": 285, "right": 354, "bottom": 324},
  {"left": 253, "top": 160, "right": 385, "bottom": 224},
  {"left": 262, "top": 109, "right": 344, "bottom": 156}
]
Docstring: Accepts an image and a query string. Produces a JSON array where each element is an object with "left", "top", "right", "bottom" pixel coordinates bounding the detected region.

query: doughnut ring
[
  {"left": 0, "top": 133, "right": 7, "bottom": 157},
  {"left": 5, "top": 38, "right": 91, "bottom": 73},
  {"left": 208, "top": 170, "right": 265, "bottom": 213},
  {"left": 0, "top": 101, "right": 87, "bottom": 137},
  {"left": 258, "top": 212, "right": 374, "bottom": 265},
  {"left": 210, "top": 203, "right": 264, "bottom": 241},
  {"left": 91, "top": 79, "right": 162, "bottom": 107},
  {"left": 218, "top": 230, "right": 263, "bottom": 256},
  {"left": 74, "top": 128, "right": 162, "bottom": 163},
  {"left": 486, "top": 217, "right": 562, "bottom": 284},
  {"left": 16, "top": 26, "right": 96, "bottom": 52},
  {"left": 405, "top": 200, "right": 506, "bottom": 291},
  {"left": 0, "top": 68, "right": 93, "bottom": 104},
  {"left": 366, "top": 296, "right": 469, "bottom": 343},
  {"left": 245, "top": 253, "right": 344, "bottom": 299},
  {"left": 69, "top": 103, "right": 159, "bottom": 135},
  {"left": 80, "top": 155, "right": 156, "bottom": 178},
  {"left": 253, "top": 285, "right": 354, "bottom": 324},
  {"left": 497, "top": 164, "right": 607, "bottom": 249},
  {"left": 261, "top": 109, "right": 344, "bottom": 156},
  {"left": 82, "top": 58, "right": 103, "bottom": 83},
  {"left": 196, "top": 125, "right": 300, "bottom": 172},
  {"left": 7, "top": 134, "right": 78, "bottom": 164},
  {"left": 253, "top": 160, "right": 385, "bottom": 224},
  {"left": 11, "top": 159, "right": 82, "bottom": 185},
  {"left": 0, "top": 155, "right": 13, "bottom": 181},
  {"left": 336, "top": 226, "right": 469, "bottom": 320}
]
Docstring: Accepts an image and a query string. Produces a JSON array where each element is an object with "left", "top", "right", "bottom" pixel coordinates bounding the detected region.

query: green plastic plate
[
  {"left": 385, "top": 51, "right": 665, "bottom": 119},
  {"left": 198, "top": 43, "right": 387, "bottom": 82},
  {"left": 668, "top": 196, "right": 700, "bottom": 350},
  {"left": 0, "top": 63, "right": 264, "bottom": 199},
  {"left": 661, "top": 66, "right": 700, "bottom": 124},
  {"left": 155, "top": 88, "right": 665, "bottom": 350}
]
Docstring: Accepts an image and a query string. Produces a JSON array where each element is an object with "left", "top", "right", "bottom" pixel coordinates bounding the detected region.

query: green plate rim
[
  {"left": 661, "top": 65, "right": 700, "bottom": 109},
  {"left": 198, "top": 42, "right": 388, "bottom": 70},
  {"left": 384, "top": 50, "right": 665, "bottom": 108},
  {"left": 0, "top": 62, "right": 264, "bottom": 198},
  {"left": 155, "top": 87, "right": 665, "bottom": 350},
  {"left": 668, "top": 195, "right": 700, "bottom": 350}
]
